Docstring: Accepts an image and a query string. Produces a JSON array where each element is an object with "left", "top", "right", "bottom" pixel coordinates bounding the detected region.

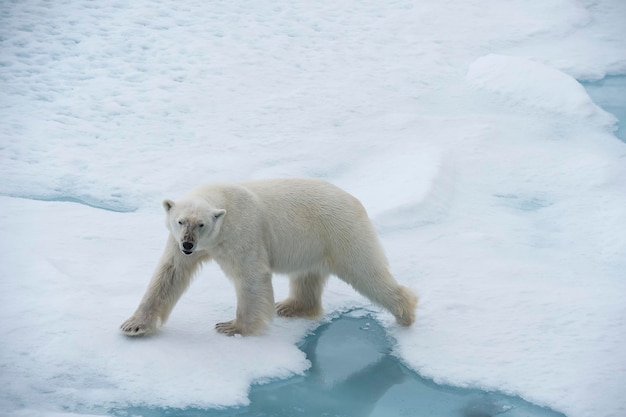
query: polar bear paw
[
  {"left": 215, "top": 320, "right": 244, "bottom": 336},
  {"left": 120, "top": 316, "right": 155, "bottom": 337},
  {"left": 276, "top": 299, "right": 322, "bottom": 319},
  {"left": 393, "top": 286, "right": 419, "bottom": 327},
  {"left": 275, "top": 300, "right": 298, "bottom": 317}
]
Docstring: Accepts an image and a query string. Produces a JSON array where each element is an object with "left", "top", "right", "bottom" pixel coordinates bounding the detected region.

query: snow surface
[{"left": 1, "top": 1, "right": 625, "bottom": 417}]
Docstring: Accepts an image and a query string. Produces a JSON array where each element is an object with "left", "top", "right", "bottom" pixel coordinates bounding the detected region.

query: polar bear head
[{"left": 163, "top": 198, "right": 226, "bottom": 256}]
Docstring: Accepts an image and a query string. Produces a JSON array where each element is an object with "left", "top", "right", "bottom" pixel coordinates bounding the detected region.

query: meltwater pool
[
  {"left": 117, "top": 311, "right": 565, "bottom": 417},
  {"left": 582, "top": 75, "right": 626, "bottom": 142}
]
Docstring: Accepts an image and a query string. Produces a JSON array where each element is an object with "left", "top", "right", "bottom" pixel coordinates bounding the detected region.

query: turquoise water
[
  {"left": 582, "top": 75, "right": 626, "bottom": 142},
  {"left": 115, "top": 312, "right": 565, "bottom": 417}
]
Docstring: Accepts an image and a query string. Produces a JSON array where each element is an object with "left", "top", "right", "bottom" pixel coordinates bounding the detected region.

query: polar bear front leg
[
  {"left": 216, "top": 272, "right": 275, "bottom": 336},
  {"left": 121, "top": 239, "right": 202, "bottom": 336}
]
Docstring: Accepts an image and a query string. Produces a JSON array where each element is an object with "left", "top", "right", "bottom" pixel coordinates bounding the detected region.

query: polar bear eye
[
  {"left": 199, "top": 223, "right": 204, "bottom": 228},
  {"left": 178, "top": 220, "right": 184, "bottom": 225}
]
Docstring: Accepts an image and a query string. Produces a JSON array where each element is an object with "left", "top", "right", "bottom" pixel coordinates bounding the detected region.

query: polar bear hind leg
[
  {"left": 331, "top": 235, "right": 418, "bottom": 327},
  {"left": 276, "top": 272, "right": 329, "bottom": 319},
  {"left": 339, "top": 267, "right": 417, "bottom": 326}
]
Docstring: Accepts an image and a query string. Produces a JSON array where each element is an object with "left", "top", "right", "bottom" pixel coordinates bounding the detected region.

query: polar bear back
[{"left": 186, "top": 178, "right": 387, "bottom": 276}]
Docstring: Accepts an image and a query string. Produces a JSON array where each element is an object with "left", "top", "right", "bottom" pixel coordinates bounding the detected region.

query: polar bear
[{"left": 120, "top": 178, "right": 417, "bottom": 336}]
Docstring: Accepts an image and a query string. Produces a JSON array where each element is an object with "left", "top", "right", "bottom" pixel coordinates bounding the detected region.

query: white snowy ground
[{"left": 1, "top": 1, "right": 625, "bottom": 417}]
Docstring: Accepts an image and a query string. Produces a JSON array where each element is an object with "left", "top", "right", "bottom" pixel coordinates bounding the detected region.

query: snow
[
  {"left": 467, "top": 54, "right": 617, "bottom": 125},
  {"left": 1, "top": 1, "right": 625, "bottom": 417}
]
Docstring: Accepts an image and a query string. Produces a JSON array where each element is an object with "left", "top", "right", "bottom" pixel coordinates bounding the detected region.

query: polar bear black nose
[{"left": 182, "top": 242, "right": 194, "bottom": 251}]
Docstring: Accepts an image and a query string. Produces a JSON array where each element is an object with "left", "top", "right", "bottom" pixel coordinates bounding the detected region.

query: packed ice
[{"left": 1, "top": 1, "right": 625, "bottom": 417}]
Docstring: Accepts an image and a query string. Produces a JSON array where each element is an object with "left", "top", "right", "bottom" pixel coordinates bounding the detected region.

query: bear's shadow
[{"left": 115, "top": 310, "right": 566, "bottom": 417}]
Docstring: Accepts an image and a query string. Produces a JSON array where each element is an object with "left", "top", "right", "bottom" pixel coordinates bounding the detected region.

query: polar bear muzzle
[
  {"left": 180, "top": 232, "right": 197, "bottom": 255},
  {"left": 181, "top": 241, "right": 194, "bottom": 255}
]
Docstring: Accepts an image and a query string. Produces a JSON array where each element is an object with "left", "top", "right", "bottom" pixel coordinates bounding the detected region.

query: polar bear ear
[
  {"left": 163, "top": 199, "right": 175, "bottom": 212},
  {"left": 213, "top": 209, "right": 226, "bottom": 219}
]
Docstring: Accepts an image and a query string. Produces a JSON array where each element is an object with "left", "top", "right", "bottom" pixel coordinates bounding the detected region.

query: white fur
[{"left": 120, "top": 178, "right": 418, "bottom": 336}]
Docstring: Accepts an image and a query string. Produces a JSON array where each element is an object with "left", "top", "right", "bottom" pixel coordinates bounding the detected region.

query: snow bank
[{"left": 468, "top": 54, "right": 617, "bottom": 128}]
